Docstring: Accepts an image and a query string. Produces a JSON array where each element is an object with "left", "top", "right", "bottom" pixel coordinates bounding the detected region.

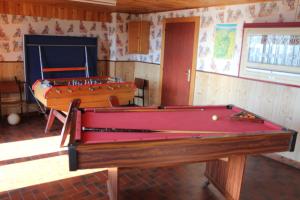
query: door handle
[{"left": 186, "top": 69, "right": 191, "bottom": 82}]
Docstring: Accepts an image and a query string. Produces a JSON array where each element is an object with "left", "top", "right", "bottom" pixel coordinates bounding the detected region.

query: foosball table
[{"left": 32, "top": 76, "right": 136, "bottom": 132}]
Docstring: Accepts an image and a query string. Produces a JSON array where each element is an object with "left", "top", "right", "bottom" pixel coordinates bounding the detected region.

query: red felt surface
[{"left": 80, "top": 106, "right": 283, "bottom": 144}]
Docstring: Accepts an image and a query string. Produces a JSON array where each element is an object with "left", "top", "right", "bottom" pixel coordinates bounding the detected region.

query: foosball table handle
[
  {"left": 107, "top": 86, "right": 114, "bottom": 90},
  {"left": 55, "top": 89, "right": 62, "bottom": 94},
  {"left": 89, "top": 87, "right": 95, "bottom": 92},
  {"left": 67, "top": 88, "right": 73, "bottom": 93}
]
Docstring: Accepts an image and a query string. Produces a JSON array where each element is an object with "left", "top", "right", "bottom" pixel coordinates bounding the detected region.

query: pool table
[{"left": 62, "top": 101, "right": 297, "bottom": 200}]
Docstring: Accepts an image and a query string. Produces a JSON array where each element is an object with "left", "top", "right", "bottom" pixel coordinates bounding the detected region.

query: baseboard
[{"left": 263, "top": 153, "right": 300, "bottom": 170}]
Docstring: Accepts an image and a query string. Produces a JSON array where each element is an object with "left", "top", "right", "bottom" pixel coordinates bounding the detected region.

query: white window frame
[{"left": 239, "top": 24, "right": 300, "bottom": 86}]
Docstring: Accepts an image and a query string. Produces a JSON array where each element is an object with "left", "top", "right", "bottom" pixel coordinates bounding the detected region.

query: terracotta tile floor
[{"left": 0, "top": 114, "right": 300, "bottom": 200}]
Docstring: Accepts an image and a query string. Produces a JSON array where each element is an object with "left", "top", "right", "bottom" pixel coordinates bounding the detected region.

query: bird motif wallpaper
[
  {"left": 0, "top": 0, "right": 300, "bottom": 76},
  {"left": 130, "top": 0, "right": 300, "bottom": 76},
  {"left": 0, "top": 13, "right": 129, "bottom": 62}
]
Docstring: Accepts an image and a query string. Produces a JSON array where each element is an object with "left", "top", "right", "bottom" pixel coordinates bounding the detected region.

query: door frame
[{"left": 159, "top": 17, "right": 200, "bottom": 105}]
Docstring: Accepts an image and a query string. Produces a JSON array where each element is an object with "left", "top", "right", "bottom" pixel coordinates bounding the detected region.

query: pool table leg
[
  {"left": 204, "top": 155, "right": 247, "bottom": 200},
  {"left": 107, "top": 167, "right": 119, "bottom": 200}
]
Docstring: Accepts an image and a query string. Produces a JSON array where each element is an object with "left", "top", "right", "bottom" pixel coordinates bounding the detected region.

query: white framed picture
[{"left": 239, "top": 23, "right": 300, "bottom": 86}]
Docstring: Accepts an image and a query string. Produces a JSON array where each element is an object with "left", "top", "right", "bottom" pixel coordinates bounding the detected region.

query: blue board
[{"left": 24, "top": 35, "right": 98, "bottom": 102}]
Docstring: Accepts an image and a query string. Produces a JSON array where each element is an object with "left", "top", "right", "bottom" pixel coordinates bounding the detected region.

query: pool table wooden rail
[{"left": 69, "top": 130, "right": 294, "bottom": 170}]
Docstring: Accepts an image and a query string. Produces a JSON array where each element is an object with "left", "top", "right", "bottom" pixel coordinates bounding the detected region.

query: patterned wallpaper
[
  {"left": 0, "top": 13, "right": 129, "bottom": 62},
  {"left": 129, "top": 0, "right": 300, "bottom": 76},
  {"left": 1, "top": 0, "right": 300, "bottom": 76}
]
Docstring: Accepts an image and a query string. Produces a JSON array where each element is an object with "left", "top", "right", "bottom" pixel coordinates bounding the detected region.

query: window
[{"left": 239, "top": 23, "right": 300, "bottom": 86}]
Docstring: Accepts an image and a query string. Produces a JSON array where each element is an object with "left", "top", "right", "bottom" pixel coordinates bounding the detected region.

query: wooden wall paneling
[
  {"left": 108, "top": 61, "right": 117, "bottom": 77},
  {"left": 271, "top": 86, "right": 297, "bottom": 126},
  {"left": 97, "top": 61, "right": 110, "bottom": 76},
  {"left": 0, "top": 99, "right": 37, "bottom": 115},
  {"left": 0, "top": 62, "right": 24, "bottom": 81},
  {"left": 0, "top": 1, "right": 3, "bottom": 13},
  {"left": 41, "top": 4, "right": 48, "bottom": 18},
  {"left": 119, "top": 0, "right": 271, "bottom": 13},
  {"left": 0, "top": 0, "right": 112, "bottom": 22},
  {"left": 85, "top": 10, "right": 92, "bottom": 21},
  {"left": 132, "top": 62, "right": 145, "bottom": 106},
  {"left": 114, "top": 62, "right": 135, "bottom": 81},
  {"left": 0, "top": 62, "right": 38, "bottom": 116},
  {"left": 7, "top": 0, "right": 19, "bottom": 14},
  {"left": 193, "top": 71, "right": 300, "bottom": 161},
  {"left": 107, "top": 61, "right": 161, "bottom": 106},
  {"left": 24, "top": 2, "right": 38, "bottom": 17},
  {"left": 102, "top": 61, "right": 118, "bottom": 77},
  {"left": 134, "top": 62, "right": 161, "bottom": 106}
]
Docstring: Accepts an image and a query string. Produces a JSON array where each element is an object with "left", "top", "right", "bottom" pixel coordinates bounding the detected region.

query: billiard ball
[{"left": 212, "top": 115, "right": 218, "bottom": 121}]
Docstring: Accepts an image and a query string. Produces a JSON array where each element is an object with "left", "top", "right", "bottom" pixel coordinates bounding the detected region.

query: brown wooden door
[{"left": 161, "top": 22, "right": 196, "bottom": 106}]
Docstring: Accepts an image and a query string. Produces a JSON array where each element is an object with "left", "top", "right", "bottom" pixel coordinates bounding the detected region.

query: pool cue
[
  {"left": 90, "top": 109, "right": 206, "bottom": 114},
  {"left": 89, "top": 106, "right": 208, "bottom": 113},
  {"left": 82, "top": 127, "right": 231, "bottom": 134}
]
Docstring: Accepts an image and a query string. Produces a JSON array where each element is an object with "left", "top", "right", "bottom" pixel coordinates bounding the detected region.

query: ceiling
[
  {"left": 16, "top": 0, "right": 272, "bottom": 14},
  {"left": 115, "top": 0, "right": 272, "bottom": 13}
]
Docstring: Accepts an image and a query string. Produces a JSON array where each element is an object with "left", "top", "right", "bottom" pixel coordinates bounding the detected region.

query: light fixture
[{"left": 69, "top": 0, "right": 117, "bottom": 6}]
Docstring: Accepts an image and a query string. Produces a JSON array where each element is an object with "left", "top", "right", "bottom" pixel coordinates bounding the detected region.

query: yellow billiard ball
[{"left": 212, "top": 114, "right": 218, "bottom": 121}]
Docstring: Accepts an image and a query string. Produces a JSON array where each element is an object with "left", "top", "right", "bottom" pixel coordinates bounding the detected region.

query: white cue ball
[{"left": 212, "top": 114, "right": 218, "bottom": 121}]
